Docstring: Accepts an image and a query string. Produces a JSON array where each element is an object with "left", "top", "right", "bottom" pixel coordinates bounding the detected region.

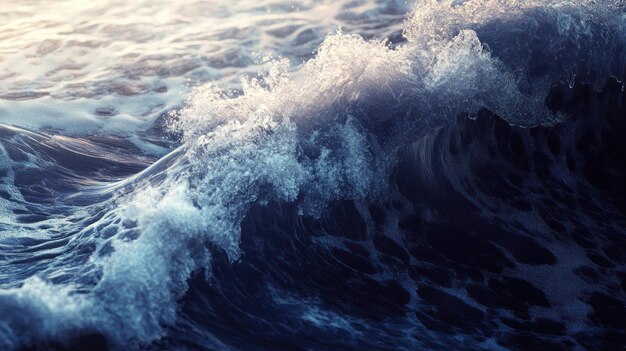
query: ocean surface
[{"left": 0, "top": 0, "right": 625, "bottom": 350}]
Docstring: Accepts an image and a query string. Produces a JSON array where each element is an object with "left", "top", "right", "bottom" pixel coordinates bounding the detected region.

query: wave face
[{"left": 1, "top": 0, "right": 625, "bottom": 350}]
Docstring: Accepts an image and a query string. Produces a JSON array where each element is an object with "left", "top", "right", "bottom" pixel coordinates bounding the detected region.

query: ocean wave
[{"left": 0, "top": 0, "right": 625, "bottom": 350}]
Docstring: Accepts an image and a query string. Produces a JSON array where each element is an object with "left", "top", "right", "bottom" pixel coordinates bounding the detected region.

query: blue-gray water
[{"left": 1, "top": 1, "right": 626, "bottom": 350}]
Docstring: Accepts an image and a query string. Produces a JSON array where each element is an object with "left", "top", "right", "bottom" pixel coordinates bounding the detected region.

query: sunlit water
[
  {"left": 0, "top": 0, "right": 408, "bottom": 138},
  {"left": 0, "top": 1, "right": 625, "bottom": 350}
]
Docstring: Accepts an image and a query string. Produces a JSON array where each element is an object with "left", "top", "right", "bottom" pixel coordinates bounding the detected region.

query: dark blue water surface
[{"left": 1, "top": 1, "right": 626, "bottom": 350}]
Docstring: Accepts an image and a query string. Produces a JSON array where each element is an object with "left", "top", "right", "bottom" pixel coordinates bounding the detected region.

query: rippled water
[
  {"left": 1, "top": 1, "right": 626, "bottom": 350},
  {"left": 0, "top": 0, "right": 408, "bottom": 137}
]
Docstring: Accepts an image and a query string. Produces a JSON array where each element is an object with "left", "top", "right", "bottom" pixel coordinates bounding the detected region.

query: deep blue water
[{"left": 1, "top": 1, "right": 626, "bottom": 350}]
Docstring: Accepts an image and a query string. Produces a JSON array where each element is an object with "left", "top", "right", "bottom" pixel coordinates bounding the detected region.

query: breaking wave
[{"left": 0, "top": 1, "right": 625, "bottom": 350}]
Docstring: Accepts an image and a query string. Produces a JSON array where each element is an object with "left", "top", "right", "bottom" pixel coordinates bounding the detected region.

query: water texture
[{"left": 0, "top": 1, "right": 625, "bottom": 350}]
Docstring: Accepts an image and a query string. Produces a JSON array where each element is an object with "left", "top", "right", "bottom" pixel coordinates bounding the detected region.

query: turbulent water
[{"left": 1, "top": 0, "right": 625, "bottom": 350}]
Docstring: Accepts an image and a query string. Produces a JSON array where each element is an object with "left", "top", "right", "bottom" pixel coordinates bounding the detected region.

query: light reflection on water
[{"left": 0, "top": 0, "right": 409, "bottom": 135}]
